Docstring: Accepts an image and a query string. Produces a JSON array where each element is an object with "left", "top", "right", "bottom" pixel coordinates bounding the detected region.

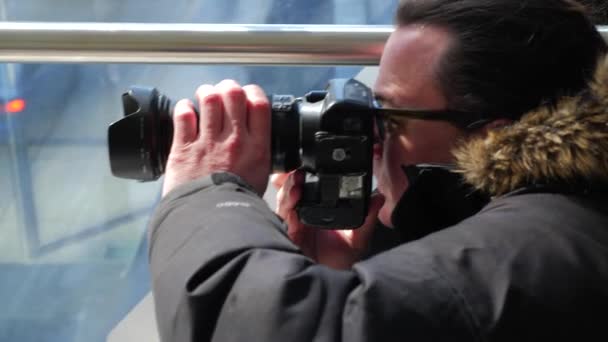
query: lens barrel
[
  {"left": 108, "top": 87, "right": 172, "bottom": 181},
  {"left": 108, "top": 88, "right": 302, "bottom": 181}
]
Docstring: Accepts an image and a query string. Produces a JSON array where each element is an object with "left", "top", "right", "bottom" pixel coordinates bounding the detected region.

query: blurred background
[
  {"left": 0, "top": 0, "right": 398, "bottom": 341},
  {"left": 0, "top": 0, "right": 606, "bottom": 341}
]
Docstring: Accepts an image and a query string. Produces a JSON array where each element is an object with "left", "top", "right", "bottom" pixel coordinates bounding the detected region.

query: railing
[
  {"left": 0, "top": 23, "right": 605, "bottom": 65},
  {"left": 0, "top": 23, "right": 391, "bottom": 65}
]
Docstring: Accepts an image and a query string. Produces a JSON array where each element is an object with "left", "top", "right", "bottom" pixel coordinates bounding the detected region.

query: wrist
[{"left": 211, "top": 172, "right": 261, "bottom": 196}]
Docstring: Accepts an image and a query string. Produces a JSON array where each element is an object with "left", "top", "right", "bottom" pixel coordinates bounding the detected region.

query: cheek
[
  {"left": 403, "top": 122, "right": 464, "bottom": 162},
  {"left": 373, "top": 123, "right": 463, "bottom": 227},
  {"left": 375, "top": 136, "right": 411, "bottom": 226},
  {"left": 383, "top": 138, "right": 410, "bottom": 187}
]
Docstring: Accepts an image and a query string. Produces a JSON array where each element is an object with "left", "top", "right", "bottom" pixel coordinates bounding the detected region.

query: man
[{"left": 149, "top": 0, "right": 608, "bottom": 341}]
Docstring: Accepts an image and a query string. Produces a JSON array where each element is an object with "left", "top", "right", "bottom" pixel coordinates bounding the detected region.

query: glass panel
[
  {"left": 1, "top": 0, "right": 397, "bottom": 24},
  {"left": 0, "top": 145, "right": 22, "bottom": 261},
  {"left": 0, "top": 0, "right": 398, "bottom": 341}
]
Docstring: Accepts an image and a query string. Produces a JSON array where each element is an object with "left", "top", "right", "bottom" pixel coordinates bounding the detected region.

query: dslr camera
[{"left": 107, "top": 78, "right": 375, "bottom": 229}]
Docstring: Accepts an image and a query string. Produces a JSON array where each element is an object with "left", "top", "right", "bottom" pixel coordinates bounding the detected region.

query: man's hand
[
  {"left": 273, "top": 171, "right": 385, "bottom": 269},
  {"left": 162, "top": 80, "right": 271, "bottom": 197}
]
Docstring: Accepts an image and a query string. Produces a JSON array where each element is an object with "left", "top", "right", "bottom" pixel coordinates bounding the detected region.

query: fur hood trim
[{"left": 454, "top": 55, "right": 608, "bottom": 196}]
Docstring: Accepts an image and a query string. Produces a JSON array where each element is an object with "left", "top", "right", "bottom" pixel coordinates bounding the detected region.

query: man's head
[
  {"left": 394, "top": 0, "right": 607, "bottom": 119},
  {"left": 373, "top": 0, "right": 607, "bottom": 227}
]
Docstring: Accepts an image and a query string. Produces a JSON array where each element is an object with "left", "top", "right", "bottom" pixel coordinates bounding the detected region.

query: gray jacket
[{"left": 148, "top": 56, "right": 608, "bottom": 341}]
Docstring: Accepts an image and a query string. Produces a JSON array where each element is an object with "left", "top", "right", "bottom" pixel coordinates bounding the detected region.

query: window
[{"left": 0, "top": 0, "right": 398, "bottom": 341}]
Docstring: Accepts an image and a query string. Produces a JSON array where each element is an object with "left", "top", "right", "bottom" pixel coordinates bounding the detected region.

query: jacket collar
[{"left": 454, "top": 54, "right": 608, "bottom": 197}]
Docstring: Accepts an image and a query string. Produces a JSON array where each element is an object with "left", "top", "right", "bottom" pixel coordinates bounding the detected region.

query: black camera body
[{"left": 108, "top": 78, "right": 375, "bottom": 229}]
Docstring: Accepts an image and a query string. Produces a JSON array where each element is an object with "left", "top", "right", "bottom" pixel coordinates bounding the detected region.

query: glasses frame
[{"left": 373, "top": 106, "right": 491, "bottom": 141}]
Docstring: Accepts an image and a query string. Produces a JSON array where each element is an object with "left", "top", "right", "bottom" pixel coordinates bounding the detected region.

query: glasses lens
[
  {"left": 385, "top": 116, "right": 407, "bottom": 133},
  {"left": 376, "top": 114, "right": 410, "bottom": 141}
]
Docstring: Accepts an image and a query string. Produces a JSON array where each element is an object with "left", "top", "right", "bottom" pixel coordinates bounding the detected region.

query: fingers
[
  {"left": 195, "top": 84, "right": 223, "bottom": 139},
  {"left": 271, "top": 173, "right": 289, "bottom": 189},
  {"left": 276, "top": 184, "right": 292, "bottom": 219},
  {"left": 362, "top": 193, "right": 386, "bottom": 231},
  {"left": 350, "top": 192, "right": 385, "bottom": 249},
  {"left": 285, "top": 210, "right": 305, "bottom": 242},
  {"left": 195, "top": 81, "right": 269, "bottom": 142},
  {"left": 243, "top": 84, "right": 270, "bottom": 137},
  {"left": 166, "top": 80, "right": 272, "bottom": 197},
  {"left": 172, "top": 99, "right": 198, "bottom": 147},
  {"left": 276, "top": 170, "right": 304, "bottom": 219},
  {"left": 216, "top": 80, "right": 247, "bottom": 135}
]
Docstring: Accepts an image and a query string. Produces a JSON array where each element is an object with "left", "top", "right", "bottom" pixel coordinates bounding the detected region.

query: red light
[{"left": 6, "top": 99, "right": 26, "bottom": 113}]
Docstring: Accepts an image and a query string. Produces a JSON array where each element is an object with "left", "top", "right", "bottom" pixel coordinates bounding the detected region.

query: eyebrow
[{"left": 373, "top": 91, "right": 415, "bottom": 109}]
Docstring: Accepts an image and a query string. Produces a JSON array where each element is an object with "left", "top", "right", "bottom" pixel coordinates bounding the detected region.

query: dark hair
[
  {"left": 396, "top": 0, "right": 608, "bottom": 120},
  {"left": 582, "top": 0, "right": 608, "bottom": 24}
]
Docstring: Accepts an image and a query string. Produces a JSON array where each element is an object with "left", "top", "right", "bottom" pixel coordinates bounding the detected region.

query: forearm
[
  {"left": 149, "top": 173, "right": 350, "bottom": 341},
  {"left": 149, "top": 172, "right": 293, "bottom": 271}
]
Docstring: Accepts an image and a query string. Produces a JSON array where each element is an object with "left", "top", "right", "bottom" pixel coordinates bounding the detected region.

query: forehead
[{"left": 374, "top": 25, "right": 452, "bottom": 108}]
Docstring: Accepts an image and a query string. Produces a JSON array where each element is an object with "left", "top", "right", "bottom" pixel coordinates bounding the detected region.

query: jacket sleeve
[{"left": 148, "top": 173, "right": 480, "bottom": 342}]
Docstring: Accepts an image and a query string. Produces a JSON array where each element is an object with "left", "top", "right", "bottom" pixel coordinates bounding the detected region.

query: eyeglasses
[{"left": 373, "top": 104, "right": 490, "bottom": 141}]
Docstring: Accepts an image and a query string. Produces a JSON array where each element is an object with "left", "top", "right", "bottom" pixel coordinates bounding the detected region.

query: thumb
[{"left": 270, "top": 173, "right": 289, "bottom": 189}]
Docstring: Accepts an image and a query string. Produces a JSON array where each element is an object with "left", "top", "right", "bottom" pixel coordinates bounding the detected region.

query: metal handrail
[
  {"left": 0, "top": 23, "right": 391, "bottom": 65},
  {"left": 0, "top": 23, "right": 606, "bottom": 65}
]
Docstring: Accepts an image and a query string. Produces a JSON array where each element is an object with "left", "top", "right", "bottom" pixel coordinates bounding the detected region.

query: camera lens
[
  {"left": 108, "top": 87, "right": 172, "bottom": 181},
  {"left": 108, "top": 88, "right": 303, "bottom": 180},
  {"left": 108, "top": 79, "right": 375, "bottom": 229}
]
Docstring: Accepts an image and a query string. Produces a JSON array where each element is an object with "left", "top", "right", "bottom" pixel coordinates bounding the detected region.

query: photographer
[{"left": 149, "top": 0, "right": 608, "bottom": 341}]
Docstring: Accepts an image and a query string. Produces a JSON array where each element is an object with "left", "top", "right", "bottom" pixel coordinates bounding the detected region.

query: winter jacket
[{"left": 147, "top": 57, "right": 608, "bottom": 341}]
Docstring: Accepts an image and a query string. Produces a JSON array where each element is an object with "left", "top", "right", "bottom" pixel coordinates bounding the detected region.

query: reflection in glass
[{"left": 0, "top": 0, "right": 398, "bottom": 341}]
